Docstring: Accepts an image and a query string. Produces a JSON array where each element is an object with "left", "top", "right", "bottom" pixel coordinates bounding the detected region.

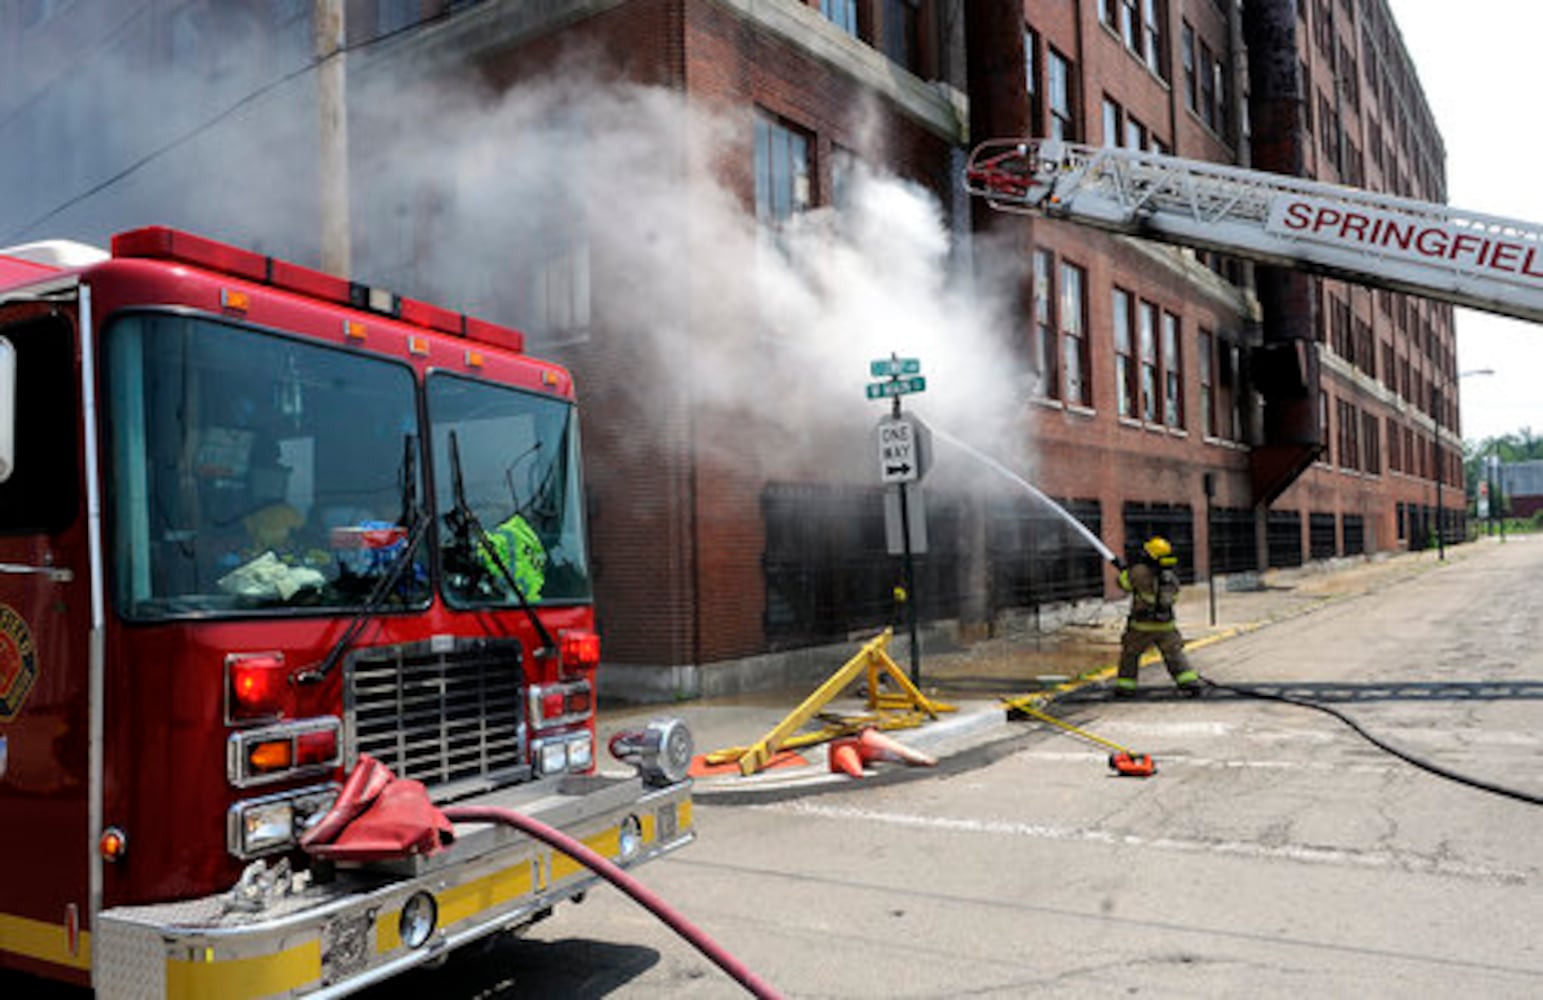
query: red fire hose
[
  {"left": 442, "top": 805, "right": 783, "bottom": 999},
  {"left": 301, "top": 756, "right": 782, "bottom": 997}
]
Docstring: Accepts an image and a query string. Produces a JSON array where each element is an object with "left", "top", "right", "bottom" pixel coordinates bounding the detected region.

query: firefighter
[{"left": 1112, "top": 536, "right": 1201, "bottom": 697}]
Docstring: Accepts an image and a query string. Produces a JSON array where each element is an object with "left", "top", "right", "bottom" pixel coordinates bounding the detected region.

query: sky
[{"left": 1391, "top": 1, "right": 1542, "bottom": 445}]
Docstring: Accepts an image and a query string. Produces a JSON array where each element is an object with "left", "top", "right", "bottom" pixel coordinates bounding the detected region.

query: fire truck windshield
[
  {"left": 103, "top": 315, "right": 591, "bottom": 619},
  {"left": 104, "top": 313, "right": 430, "bottom": 619},
  {"left": 427, "top": 371, "right": 591, "bottom": 608}
]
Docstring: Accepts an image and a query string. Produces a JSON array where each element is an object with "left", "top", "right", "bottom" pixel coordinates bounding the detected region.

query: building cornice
[{"left": 353, "top": 0, "right": 966, "bottom": 144}]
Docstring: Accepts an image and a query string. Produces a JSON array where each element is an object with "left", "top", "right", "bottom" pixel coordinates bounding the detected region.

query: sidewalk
[{"left": 596, "top": 546, "right": 1456, "bottom": 800}]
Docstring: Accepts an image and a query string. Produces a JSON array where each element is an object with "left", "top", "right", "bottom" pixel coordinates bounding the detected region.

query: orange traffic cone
[
  {"left": 857, "top": 727, "right": 937, "bottom": 768},
  {"left": 828, "top": 738, "right": 866, "bottom": 778}
]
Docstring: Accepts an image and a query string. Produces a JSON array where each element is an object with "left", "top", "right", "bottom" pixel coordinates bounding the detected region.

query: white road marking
[{"left": 752, "top": 801, "right": 1533, "bottom": 884}]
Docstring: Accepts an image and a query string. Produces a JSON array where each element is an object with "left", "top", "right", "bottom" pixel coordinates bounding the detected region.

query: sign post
[{"left": 867, "top": 354, "right": 928, "bottom": 685}]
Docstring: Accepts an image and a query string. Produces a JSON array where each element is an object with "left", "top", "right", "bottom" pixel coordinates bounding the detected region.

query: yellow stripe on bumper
[
  {"left": 0, "top": 911, "right": 91, "bottom": 971},
  {"left": 166, "top": 940, "right": 320, "bottom": 999}
]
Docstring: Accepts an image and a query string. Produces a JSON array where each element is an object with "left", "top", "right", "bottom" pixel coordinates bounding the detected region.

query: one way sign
[{"left": 875, "top": 414, "right": 930, "bottom": 484}]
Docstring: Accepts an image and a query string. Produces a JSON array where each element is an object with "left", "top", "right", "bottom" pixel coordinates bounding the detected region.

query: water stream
[{"left": 928, "top": 422, "right": 1117, "bottom": 564}]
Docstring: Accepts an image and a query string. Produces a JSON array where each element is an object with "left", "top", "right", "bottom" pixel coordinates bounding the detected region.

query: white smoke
[
  {"left": 349, "top": 67, "right": 1033, "bottom": 479},
  {"left": 4, "top": 36, "right": 1035, "bottom": 482}
]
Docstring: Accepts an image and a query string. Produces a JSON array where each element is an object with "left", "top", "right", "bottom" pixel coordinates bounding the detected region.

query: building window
[
  {"left": 1061, "top": 261, "right": 1090, "bottom": 407},
  {"left": 1121, "top": 0, "right": 1140, "bottom": 51},
  {"left": 754, "top": 111, "right": 812, "bottom": 226},
  {"left": 1024, "top": 29, "right": 1041, "bottom": 135},
  {"left": 1113, "top": 288, "right": 1136, "bottom": 417},
  {"left": 1138, "top": 300, "right": 1159, "bottom": 422},
  {"left": 1199, "top": 40, "right": 1217, "bottom": 131},
  {"left": 1124, "top": 115, "right": 1147, "bottom": 151},
  {"left": 1142, "top": 0, "right": 1165, "bottom": 79},
  {"left": 1162, "top": 311, "right": 1183, "bottom": 428},
  {"left": 1218, "top": 337, "right": 1240, "bottom": 441},
  {"left": 1199, "top": 328, "right": 1215, "bottom": 436},
  {"left": 754, "top": 110, "right": 812, "bottom": 333},
  {"left": 1362, "top": 411, "right": 1381, "bottom": 474},
  {"left": 1319, "top": 92, "right": 1340, "bottom": 171},
  {"left": 881, "top": 0, "right": 921, "bottom": 73},
  {"left": 1336, "top": 399, "right": 1360, "bottom": 470},
  {"left": 1103, "top": 96, "right": 1122, "bottom": 147},
  {"left": 1182, "top": 22, "right": 1197, "bottom": 112},
  {"left": 821, "top": 0, "right": 859, "bottom": 37},
  {"left": 530, "top": 238, "right": 592, "bottom": 347},
  {"left": 1047, "top": 47, "right": 1076, "bottom": 142},
  {"left": 1033, "top": 249, "right": 1060, "bottom": 400}
]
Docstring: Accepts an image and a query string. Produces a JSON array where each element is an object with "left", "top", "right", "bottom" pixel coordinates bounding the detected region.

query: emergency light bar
[{"left": 110, "top": 226, "right": 526, "bottom": 353}]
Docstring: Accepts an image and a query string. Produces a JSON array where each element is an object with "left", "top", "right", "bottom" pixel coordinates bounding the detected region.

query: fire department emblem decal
[{"left": 0, "top": 603, "right": 38, "bottom": 721}]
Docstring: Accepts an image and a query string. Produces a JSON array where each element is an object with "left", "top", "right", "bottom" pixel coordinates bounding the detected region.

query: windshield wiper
[
  {"left": 446, "top": 430, "right": 556, "bottom": 658},
  {"left": 295, "top": 434, "right": 426, "bottom": 686}
]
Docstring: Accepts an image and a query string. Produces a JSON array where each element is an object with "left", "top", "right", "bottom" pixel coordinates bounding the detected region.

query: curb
[
  {"left": 672, "top": 553, "right": 1444, "bottom": 800},
  {"left": 687, "top": 702, "right": 1008, "bottom": 799}
]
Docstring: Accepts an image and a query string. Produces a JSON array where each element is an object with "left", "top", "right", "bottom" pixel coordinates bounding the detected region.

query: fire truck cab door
[{"left": 0, "top": 296, "right": 94, "bottom": 981}]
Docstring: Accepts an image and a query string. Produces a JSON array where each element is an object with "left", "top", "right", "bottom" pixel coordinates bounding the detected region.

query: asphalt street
[{"left": 405, "top": 536, "right": 1543, "bottom": 998}]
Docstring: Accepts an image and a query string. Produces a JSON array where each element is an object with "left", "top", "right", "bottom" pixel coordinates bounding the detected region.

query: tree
[{"left": 1463, "top": 428, "right": 1543, "bottom": 516}]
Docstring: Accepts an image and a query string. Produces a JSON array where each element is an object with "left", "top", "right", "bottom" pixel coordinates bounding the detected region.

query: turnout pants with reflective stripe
[{"left": 1117, "top": 625, "right": 1195, "bottom": 686}]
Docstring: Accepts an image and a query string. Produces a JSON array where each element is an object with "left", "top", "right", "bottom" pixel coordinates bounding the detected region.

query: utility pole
[{"left": 315, "top": 0, "right": 350, "bottom": 277}]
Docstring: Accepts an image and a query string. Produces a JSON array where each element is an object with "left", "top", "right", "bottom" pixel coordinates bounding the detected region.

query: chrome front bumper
[{"left": 94, "top": 775, "right": 694, "bottom": 999}]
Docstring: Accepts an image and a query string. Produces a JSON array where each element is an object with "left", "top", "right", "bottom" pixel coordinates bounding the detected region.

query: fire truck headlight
[
  {"left": 567, "top": 734, "right": 593, "bottom": 772},
  {"left": 399, "top": 891, "right": 438, "bottom": 949},
  {"left": 239, "top": 801, "right": 294, "bottom": 856},
  {"left": 537, "top": 739, "right": 568, "bottom": 776},
  {"left": 228, "top": 785, "right": 339, "bottom": 859}
]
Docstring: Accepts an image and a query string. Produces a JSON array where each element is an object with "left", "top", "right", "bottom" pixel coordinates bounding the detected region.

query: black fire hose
[
  {"left": 442, "top": 805, "right": 783, "bottom": 999},
  {"left": 1201, "top": 678, "right": 1543, "bottom": 807}
]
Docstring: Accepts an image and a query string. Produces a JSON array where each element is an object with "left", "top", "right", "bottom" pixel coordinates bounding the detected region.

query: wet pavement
[{"left": 595, "top": 545, "right": 1467, "bottom": 798}]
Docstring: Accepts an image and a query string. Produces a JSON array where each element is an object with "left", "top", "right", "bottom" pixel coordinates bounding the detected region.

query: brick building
[{"left": 0, "top": 0, "right": 1463, "bottom": 699}]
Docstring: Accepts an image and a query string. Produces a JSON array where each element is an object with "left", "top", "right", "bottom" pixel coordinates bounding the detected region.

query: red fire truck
[{"left": 0, "top": 227, "right": 695, "bottom": 996}]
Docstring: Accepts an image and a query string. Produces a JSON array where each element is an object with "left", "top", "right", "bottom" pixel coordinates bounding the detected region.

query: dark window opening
[
  {"left": 1266, "top": 509, "right": 1303, "bottom": 568},
  {"left": 1309, "top": 512, "right": 1337, "bottom": 560},
  {"left": 1209, "top": 506, "right": 1256, "bottom": 575}
]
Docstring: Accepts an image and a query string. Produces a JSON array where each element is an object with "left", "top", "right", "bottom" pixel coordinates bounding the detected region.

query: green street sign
[
  {"left": 865, "top": 376, "right": 927, "bottom": 399},
  {"left": 870, "top": 357, "right": 922, "bottom": 377}
]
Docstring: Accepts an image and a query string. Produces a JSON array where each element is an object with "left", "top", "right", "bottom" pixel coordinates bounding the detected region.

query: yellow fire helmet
[{"left": 1143, "top": 536, "right": 1178, "bottom": 566}]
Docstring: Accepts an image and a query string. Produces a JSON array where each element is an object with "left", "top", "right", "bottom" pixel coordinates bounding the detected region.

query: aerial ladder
[{"left": 964, "top": 139, "right": 1543, "bottom": 325}]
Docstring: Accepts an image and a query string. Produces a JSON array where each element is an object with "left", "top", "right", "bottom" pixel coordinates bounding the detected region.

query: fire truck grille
[{"left": 346, "top": 638, "right": 529, "bottom": 799}]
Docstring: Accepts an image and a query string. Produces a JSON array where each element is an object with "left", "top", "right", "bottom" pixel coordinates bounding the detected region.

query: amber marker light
[
  {"left": 99, "top": 826, "right": 128, "bottom": 862},
  {"left": 247, "top": 739, "right": 294, "bottom": 773}
]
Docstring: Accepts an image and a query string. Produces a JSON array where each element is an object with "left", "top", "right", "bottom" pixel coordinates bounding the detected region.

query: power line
[{"left": 5, "top": 8, "right": 453, "bottom": 243}]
